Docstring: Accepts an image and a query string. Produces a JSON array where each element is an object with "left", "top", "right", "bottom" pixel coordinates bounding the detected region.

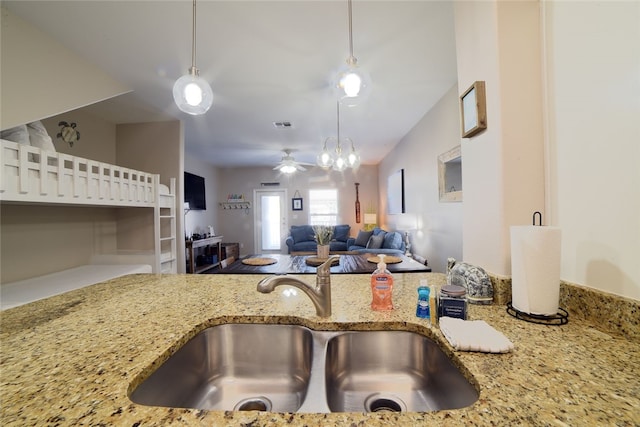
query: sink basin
[
  {"left": 324, "top": 330, "right": 479, "bottom": 412},
  {"left": 131, "top": 325, "right": 478, "bottom": 414},
  {"left": 130, "top": 323, "right": 313, "bottom": 412}
]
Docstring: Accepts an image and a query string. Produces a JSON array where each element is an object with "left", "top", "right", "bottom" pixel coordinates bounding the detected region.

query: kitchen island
[{"left": 1, "top": 272, "right": 638, "bottom": 426}]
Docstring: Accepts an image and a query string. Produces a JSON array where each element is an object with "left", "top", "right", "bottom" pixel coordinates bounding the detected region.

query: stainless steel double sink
[{"left": 130, "top": 324, "right": 478, "bottom": 413}]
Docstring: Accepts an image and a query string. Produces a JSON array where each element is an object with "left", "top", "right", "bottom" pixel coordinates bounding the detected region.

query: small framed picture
[
  {"left": 292, "top": 197, "right": 303, "bottom": 211},
  {"left": 460, "top": 81, "right": 487, "bottom": 138}
]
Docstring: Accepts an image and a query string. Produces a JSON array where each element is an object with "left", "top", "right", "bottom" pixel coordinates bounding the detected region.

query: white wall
[
  {"left": 452, "top": 0, "right": 639, "bottom": 300},
  {"left": 216, "top": 165, "right": 378, "bottom": 255},
  {"left": 453, "top": 0, "right": 545, "bottom": 276},
  {"left": 42, "top": 109, "right": 117, "bottom": 163},
  {"left": 116, "top": 121, "right": 185, "bottom": 272},
  {"left": 0, "top": 7, "right": 129, "bottom": 130},
  {"left": 184, "top": 153, "right": 221, "bottom": 240},
  {"left": 544, "top": 1, "right": 640, "bottom": 299},
  {"left": 379, "top": 85, "right": 463, "bottom": 273}
]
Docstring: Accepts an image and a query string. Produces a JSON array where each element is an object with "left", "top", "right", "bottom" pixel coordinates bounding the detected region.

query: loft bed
[{"left": 0, "top": 138, "right": 177, "bottom": 309}]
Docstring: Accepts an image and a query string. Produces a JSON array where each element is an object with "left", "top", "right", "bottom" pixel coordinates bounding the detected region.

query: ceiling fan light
[
  {"left": 173, "top": 69, "right": 213, "bottom": 115},
  {"left": 280, "top": 164, "right": 297, "bottom": 174}
]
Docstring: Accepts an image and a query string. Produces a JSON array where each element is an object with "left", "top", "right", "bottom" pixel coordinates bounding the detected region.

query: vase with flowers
[{"left": 313, "top": 225, "right": 333, "bottom": 259}]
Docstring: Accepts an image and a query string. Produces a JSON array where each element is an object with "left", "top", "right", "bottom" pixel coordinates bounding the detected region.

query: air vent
[
  {"left": 273, "top": 121, "right": 293, "bottom": 129},
  {"left": 261, "top": 182, "right": 280, "bottom": 187}
]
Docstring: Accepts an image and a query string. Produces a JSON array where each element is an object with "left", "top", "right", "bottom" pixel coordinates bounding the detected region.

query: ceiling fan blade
[{"left": 296, "top": 164, "right": 307, "bottom": 171}]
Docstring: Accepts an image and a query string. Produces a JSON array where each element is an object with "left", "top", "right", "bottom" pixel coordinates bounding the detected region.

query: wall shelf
[{"left": 220, "top": 201, "right": 251, "bottom": 210}]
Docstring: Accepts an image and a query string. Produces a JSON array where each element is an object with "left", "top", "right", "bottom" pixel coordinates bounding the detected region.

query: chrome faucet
[{"left": 257, "top": 256, "right": 335, "bottom": 317}]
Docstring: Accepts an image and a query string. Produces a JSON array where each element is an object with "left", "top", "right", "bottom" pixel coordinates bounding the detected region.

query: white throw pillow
[
  {"left": 1, "top": 125, "right": 30, "bottom": 145},
  {"left": 27, "top": 121, "right": 56, "bottom": 152}
]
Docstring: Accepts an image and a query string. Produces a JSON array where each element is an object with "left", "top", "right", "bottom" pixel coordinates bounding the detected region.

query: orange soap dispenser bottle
[{"left": 370, "top": 255, "right": 394, "bottom": 311}]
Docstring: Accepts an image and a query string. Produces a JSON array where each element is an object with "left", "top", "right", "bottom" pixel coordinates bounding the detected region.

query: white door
[{"left": 254, "top": 189, "right": 288, "bottom": 254}]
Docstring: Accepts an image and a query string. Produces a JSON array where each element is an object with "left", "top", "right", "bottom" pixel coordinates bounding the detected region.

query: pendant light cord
[
  {"left": 191, "top": 0, "right": 197, "bottom": 70},
  {"left": 348, "top": 0, "right": 354, "bottom": 59},
  {"left": 336, "top": 102, "right": 341, "bottom": 151}
]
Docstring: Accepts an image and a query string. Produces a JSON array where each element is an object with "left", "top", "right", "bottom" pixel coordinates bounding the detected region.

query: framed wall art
[
  {"left": 460, "top": 81, "right": 487, "bottom": 138},
  {"left": 292, "top": 197, "right": 303, "bottom": 211}
]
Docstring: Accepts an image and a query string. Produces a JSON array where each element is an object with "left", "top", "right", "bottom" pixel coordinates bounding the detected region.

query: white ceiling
[{"left": 4, "top": 1, "right": 458, "bottom": 169}]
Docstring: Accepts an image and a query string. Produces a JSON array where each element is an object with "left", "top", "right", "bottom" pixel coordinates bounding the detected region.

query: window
[{"left": 309, "top": 189, "right": 338, "bottom": 226}]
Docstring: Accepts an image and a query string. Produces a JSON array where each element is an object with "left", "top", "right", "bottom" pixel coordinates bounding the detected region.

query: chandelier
[{"left": 317, "top": 102, "right": 361, "bottom": 171}]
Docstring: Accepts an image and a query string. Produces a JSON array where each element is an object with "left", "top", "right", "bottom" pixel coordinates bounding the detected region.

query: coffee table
[{"left": 210, "top": 253, "right": 431, "bottom": 274}]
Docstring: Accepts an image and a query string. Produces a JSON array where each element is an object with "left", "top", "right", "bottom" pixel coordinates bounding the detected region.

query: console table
[{"left": 185, "top": 236, "right": 223, "bottom": 274}]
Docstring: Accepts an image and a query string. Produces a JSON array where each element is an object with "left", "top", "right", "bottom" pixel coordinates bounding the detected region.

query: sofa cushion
[
  {"left": 383, "top": 231, "right": 404, "bottom": 250},
  {"left": 290, "top": 225, "right": 314, "bottom": 244},
  {"left": 366, "top": 234, "right": 385, "bottom": 249},
  {"left": 350, "top": 247, "right": 404, "bottom": 255},
  {"left": 333, "top": 224, "right": 350, "bottom": 242},
  {"left": 329, "top": 241, "right": 349, "bottom": 252},
  {"left": 354, "top": 230, "right": 373, "bottom": 247},
  {"left": 372, "top": 227, "right": 386, "bottom": 236},
  {"left": 291, "top": 241, "right": 318, "bottom": 252}
]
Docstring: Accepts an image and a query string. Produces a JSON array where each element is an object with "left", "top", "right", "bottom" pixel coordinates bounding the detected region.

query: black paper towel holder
[
  {"left": 506, "top": 303, "right": 568, "bottom": 325},
  {"left": 507, "top": 210, "right": 569, "bottom": 325},
  {"left": 533, "top": 211, "right": 542, "bottom": 226}
]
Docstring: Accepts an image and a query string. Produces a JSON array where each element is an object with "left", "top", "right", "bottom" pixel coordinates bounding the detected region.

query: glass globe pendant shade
[
  {"left": 317, "top": 151, "right": 334, "bottom": 169},
  {"left": 334, "top": 57, "right": 371, "bottom": 107},
  {"left": 173, "top": 67, "right": 213, "bottom": 115},
  {"left": 345, "top": 140, "right": 361, "bottom": 168},
  {"left": 333, "top": 155, "right": 348, "bottom": 172},
  {"left": 332, "top": 144, "right": 348, "bottom": 172},
  {"left": 317, "top": 138, "right": 335, "bottom": 169}
]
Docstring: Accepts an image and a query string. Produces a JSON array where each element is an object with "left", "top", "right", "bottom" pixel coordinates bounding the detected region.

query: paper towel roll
[{"left": 510, "top": 226, "right": 561, "bottom": 315}]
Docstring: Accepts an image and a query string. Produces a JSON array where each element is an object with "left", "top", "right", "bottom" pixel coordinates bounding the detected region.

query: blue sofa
[
  {"left": 347, "top": 227, "right": 406, "bottom": 256},
  {"left": 285, "top": 224, "right": 353, "bottom": 253}
]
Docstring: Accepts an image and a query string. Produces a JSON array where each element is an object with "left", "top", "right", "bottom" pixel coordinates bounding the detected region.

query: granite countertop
[{"left": 1, "top": 273, "right": 639, "bottom": 426}]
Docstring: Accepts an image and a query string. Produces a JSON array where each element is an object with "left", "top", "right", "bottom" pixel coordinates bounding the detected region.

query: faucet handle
[{"left": 317, "top": 256, "right": 337, "bottom": 280}]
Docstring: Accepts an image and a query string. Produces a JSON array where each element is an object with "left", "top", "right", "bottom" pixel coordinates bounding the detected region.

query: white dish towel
[{"left": 439, "top": 317, "right": 514, "bottom": 353}]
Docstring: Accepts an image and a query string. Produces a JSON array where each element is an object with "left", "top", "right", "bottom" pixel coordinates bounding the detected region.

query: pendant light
[
  {"left": 316, "top": 102, "right": 360, "bottom": 171},
  {"left": 334, "top": 0, "right": 371, "bottom": 107},
  {"left": 173, "top": 0, "right": 213, "bottom": 115}
]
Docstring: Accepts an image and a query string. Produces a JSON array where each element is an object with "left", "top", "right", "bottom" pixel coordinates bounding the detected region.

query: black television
[{"left": 184, "top": 172, "right": 206, "bottom": 210}]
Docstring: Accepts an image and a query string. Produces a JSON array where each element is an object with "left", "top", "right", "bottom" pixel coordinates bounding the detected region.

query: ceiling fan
[{"left": 273, "top": 150, "right": 313, "bottom": 174}]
